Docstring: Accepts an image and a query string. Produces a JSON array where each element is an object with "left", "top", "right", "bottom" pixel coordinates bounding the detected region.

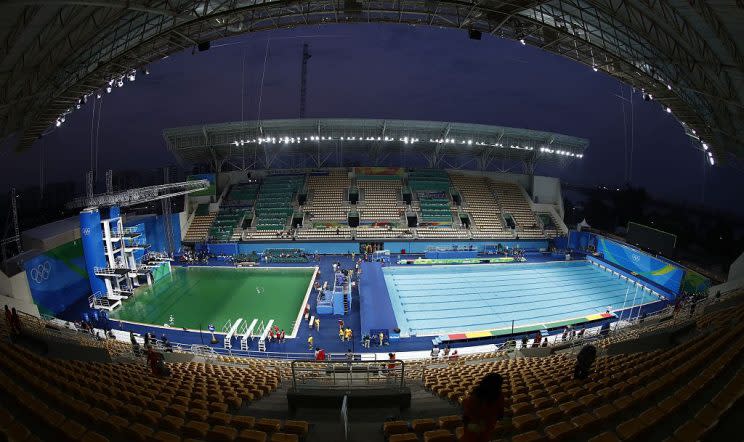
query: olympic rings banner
[
  {"left": 596, "top": 237, "right": 684, "bottom": 295},
  {"left": 24, "top": 240, "right": 90, "bottom": 315}
]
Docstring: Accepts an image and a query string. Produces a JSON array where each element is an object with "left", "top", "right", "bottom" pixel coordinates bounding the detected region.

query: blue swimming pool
[{"left": 382, "top": 260, "right": 659, "bottom": 336}]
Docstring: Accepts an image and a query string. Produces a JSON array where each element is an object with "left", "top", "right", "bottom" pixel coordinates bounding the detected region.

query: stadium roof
[
  {"left": 1, "top": 1, "right": 742, "bottom": 165},
  {"left": 163, "top": 118, "right": 589, "bottom": 171}
]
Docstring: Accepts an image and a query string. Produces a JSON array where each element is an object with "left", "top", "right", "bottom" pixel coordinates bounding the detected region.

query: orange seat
[
  {"left": 389, "top": 434, "right": 418, "bottom": 442},
  {"left": 411, "top": 419, "right": 437, "bottom": 433},
  {"left": 383, "top": 421, "right": 410, "bottom": 437},
  {"left": 269, "top": 433, "right": 299, "bottom": 442},
  {"left": 423, "top": 429, "right": 456, "bottom": 442},
  {"left": 511, "top": 430, "right": 547, "bottom": 442},
  {"left": 237, "top": 429, "right": 268, "bottom": 442},
  {"left": 544, "top": 421, "right": 577, "bottom": 441},
  {"left": 207, "top": 425, "right": 238, "bottom": 442}
]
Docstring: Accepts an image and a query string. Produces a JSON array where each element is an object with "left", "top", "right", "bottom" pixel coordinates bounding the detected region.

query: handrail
[{"left": 290, "top": 359, "right": 405, "bottom": 391}]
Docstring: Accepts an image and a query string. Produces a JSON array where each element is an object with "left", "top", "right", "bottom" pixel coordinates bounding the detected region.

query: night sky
[{"left": 1, "top": 24, "right": 739, "bottom": 213}]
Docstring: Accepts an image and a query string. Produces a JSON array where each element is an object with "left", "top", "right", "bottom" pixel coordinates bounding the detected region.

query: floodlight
[
  {"left": 55, "top": 119, "right": 61, "bottom": 127},
  {"left": 520, "top": 39, "right": 526, "bottom": 45},
  {"left": 666, "top": 107, "right": 671, "bottom": 113}
]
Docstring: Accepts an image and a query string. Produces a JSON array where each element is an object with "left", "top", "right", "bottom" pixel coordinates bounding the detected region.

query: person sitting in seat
[{"left": 461, "top": 373, "right": 504, "bottom": 442}]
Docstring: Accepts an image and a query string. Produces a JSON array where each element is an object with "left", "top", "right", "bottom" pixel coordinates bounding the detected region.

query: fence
[{"left": 290, "top": 359, "right": 406, "bottom": 390}]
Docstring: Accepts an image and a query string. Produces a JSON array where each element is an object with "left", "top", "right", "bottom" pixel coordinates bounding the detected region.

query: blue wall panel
[
  {"left": 596, "top": 237, "right": 683, "bottom": 295},
  {"left": 80, "top": 209, "right": 107, "bottom": 296}
]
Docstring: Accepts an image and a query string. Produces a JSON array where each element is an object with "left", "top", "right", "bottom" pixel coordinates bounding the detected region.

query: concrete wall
[
  {"left": 728, "top": 251, "right": 744, "bottom": 282},
  {"left": 0, "top": 270, "right": 39, "bottom": 316}
]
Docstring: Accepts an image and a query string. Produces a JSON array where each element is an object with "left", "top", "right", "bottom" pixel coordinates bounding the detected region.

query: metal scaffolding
[{"left": 0, "top": 1, "right": 741, "bottom": 160}]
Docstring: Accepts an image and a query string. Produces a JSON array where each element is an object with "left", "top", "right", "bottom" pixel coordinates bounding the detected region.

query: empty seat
[
  {"left": 207, "top": 425, "right": 238, "bottom": 442},
  {"left": 388, "top": 434, "right": 418, "bottom": 442},
  {"left": 255, "top": 418, "right": 281, "bottom": 433},
  {"left": 423, "top": 429, "right": 456, "bottom": 442},
  {"left": 236, "top": 429, "right": 268, "bottom": 442},
  {"left": 383, "top": 421, "right": 410, "bottom": 437},
  {"left": 282, "top": 421, "right": 309, "bottom": 437},
  {"left": 411, "top": 418, "right": 437, "bottom": 433}
]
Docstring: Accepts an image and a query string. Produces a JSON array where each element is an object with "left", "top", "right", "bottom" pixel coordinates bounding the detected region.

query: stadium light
[
  {"left": 667, "top": 84, "right": 672, "bottom": 91},
  {"left": 96, "top": 92, "right": 102, "bottom": 99},
  {"left": 520, "top": 39, "right": 526, "bottom": 45},
  {"left": 106, "top": 86, "right": 112, "bottom": 93},
  {"left": 55, "top": 119, "right": 62, "bottom": 127},
  {"left": 60, "top": 116, "right": 65, "bottom": 123},
  {"left": 666, "top": 107, "right": 672, "bottom": 113},
  {"left": 592, "top": 66, "right": 598, "bottom": 72},
  {"left": 702, "top": 142, "right": 709, "bottom": 150}
]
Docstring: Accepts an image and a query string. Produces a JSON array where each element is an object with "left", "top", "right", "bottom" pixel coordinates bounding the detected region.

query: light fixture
[
  {"left": 60, "top": 116, "right": 65, "bottom": 123},
  {"left": 117, "top": 79, "right": 124, "bottom": 87},
  {"left": 592, "top": 66, "right": 598, "bottom": 72},
  {"left": 96, "top": 92, "right": 102, "bottom": 99},
  {"left": 709, "top": 156, "right": 714, "bottom": 165},
  {"left": 667, "top": 84, "right": 672, "bottom": 90},
  {"left": 520, "top": 39, "right": 526, "bottom": 45},
  {"left": 666, "top": 107, "right": 671, "bottom": 113},
  {"left": 55, "top": 119, "right": 61, "bottom": 127},
  {"left": 702, "top": 142, "right": 709, "bottom": 150}
]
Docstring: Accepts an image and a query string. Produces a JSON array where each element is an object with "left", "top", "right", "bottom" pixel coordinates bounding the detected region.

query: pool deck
[{"left": 82, "top": 252, "right": 670, "bottom": 356}]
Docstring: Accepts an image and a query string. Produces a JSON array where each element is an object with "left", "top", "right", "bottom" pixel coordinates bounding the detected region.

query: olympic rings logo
[
  {"left": 29, "top": 261, "right": 52, "bottom": 284},
  {"left": 631, "top": 254, "right": 641, "bottom": 263},
  {"left": 81, "top": 227, "right": 92, "bottom": 236}
]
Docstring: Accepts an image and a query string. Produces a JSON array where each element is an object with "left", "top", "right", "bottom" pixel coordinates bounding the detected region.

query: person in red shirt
[
  {"left": 315, "top": 348, "right": 326, "bottom": 361},
  {"left": 461, "top": 373, "right": 504, "bottom": 442}
]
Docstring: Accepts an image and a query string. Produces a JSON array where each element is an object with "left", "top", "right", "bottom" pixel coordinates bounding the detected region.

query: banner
[
  {"left": 596, "top": 237, "right": 683, "bottom": 294},
  {"left": 680, "top": 269, "right": 711, "bottom": 294},
  {"left": 24, "top": 240, "right": 90, "bottom": 315},
  {"left": 187, "top": 173, "right": 216, "bottom": 196},
  {"left": 354, "top": 167, "right": 404, "bottom": 176}
]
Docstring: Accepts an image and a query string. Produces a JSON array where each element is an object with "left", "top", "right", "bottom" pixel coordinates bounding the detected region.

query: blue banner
[
  {"left": 24, "top": 240, "right": 90, "bottom": 315},
  {"left": 596, "top": 237, "right": 683, "bottom": 294}
]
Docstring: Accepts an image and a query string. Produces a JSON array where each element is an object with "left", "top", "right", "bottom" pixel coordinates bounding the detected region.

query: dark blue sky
[{"left": 1, "top": 24, "right": 738, "bottom": 212}]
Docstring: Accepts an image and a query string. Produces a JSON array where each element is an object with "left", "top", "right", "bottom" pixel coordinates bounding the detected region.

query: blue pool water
[{"left": 383, "top": 260, "right": 659, "bottom": 336}]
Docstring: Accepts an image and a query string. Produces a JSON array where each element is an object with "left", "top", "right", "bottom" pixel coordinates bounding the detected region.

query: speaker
[
  {"left": 198, "top": 41, "right": 211, "bottom": 52},
  {"left": 468, "top": 29, "right": 482, "bottom": 40}
]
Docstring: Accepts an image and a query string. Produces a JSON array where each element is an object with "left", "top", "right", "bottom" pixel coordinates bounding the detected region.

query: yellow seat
[
  {"left": 81, "top": 431, "right": 110, "bottom": 442},
  {"left": 571, "top": 412, "right": 598, "bottom": 433},
  {"left": 389, "top": 434, "right": 418, "bottom": 442},
  {"left": 282, "top": 420, "right": 309, "bottom": 437},
  {"left": 544, "top": 421, "right": 577, "bottom": 441},
  {"left": 411, "top": 418, "right": 437, "bottom": 433},
  {"left": 255, "top": 418, "right": 281, "bottom": 434},
  {"left": 587, "top": 431, "right": 621, "bottom": 442},
  {"left": 207, "top": 425, "right": 238, "bottom": 442},
  {"left": 511, "top": 430, "right": 547, "bottom": 442},
  {"left": 536, "top": 407, "right": 562, "bottom": 425},
  {"left": 423, "top": 429, "right": 456, "bottom": 442},
  {"left": 237, "top": 429, "right": 268, "bottom": 442},
  {"left": 512, "top": 413, "right": 539, "bottom": 432},
  {"left": 61, "top": 419, "right": 88, "bottom": 442},
  {"left": 148, "top": 431, "right": 180, "bottom": 442},
  {"left": 269, "top": 434, "right": 298, "bottom": 442},
  {"left": 437, "top": 415, "right": 462, "bottom": 432},
  {"left": 383, "top": 421, "right": 409, "bottom": 437},
  {"left": 183, "top": 420, "right": 210, "bottom": 439}
]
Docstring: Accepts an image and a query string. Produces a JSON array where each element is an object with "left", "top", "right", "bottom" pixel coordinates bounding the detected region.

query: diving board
[
  {"left": 257, "top": 319, "right": 274, "bottom": 352},
  {"left": 223, "top": 318, "right": 243, "bottom": 349},
  {"left": 240, "top": 319, "right": 258, "bottom": 351}
]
